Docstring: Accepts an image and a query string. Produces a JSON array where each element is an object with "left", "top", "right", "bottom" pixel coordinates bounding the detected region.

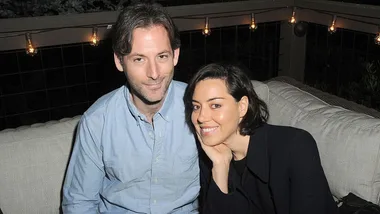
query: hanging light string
[
  {"left": 1, "top": 5, "right": 380, "bottom": 55},
  {"left": 0, "top": 23, "right": 113, "bottom": 39}
]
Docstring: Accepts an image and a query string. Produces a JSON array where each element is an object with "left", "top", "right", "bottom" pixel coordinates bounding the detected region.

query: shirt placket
[{"left": 150, "top": 116, "right": 165, "bottom": 213}]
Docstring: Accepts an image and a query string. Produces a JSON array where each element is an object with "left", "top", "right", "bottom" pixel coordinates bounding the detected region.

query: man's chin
[{"left": 142, "top": 94, "right": 165, "bottom": 105}]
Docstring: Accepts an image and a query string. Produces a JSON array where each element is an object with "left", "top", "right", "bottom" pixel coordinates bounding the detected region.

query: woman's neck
[{"left": 225, "top": 134, "right": 250, "bottom": 161}]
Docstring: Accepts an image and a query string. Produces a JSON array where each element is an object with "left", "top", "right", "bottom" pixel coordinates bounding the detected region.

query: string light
[
  {"left": 375, "top": 27, "right": 380, "bottom": 45},
  {"left": 249, "top": 13, "right": 258, "bottom": 31},
  {"left": 328, "top": 15, "right": 337, "bottom": 34},
  {"left": 1, "top": 7, "right": 380, "bottom": 53},
  {"left": 202, "top": 17, "right": 211, "bottom": 36},
  {"left": 25, "top": 33, "right": 37, "bottom": 56},
  {"left": 289, "top": 7, "right": 296, "bottom": 24},
  {"left": 90, "top": 26, "right": 99, "bottom": 46}
]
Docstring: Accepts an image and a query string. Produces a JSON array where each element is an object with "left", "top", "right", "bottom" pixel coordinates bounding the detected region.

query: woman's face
[{"left": 191, "top": 78, "right": 248, "bottom": 146}]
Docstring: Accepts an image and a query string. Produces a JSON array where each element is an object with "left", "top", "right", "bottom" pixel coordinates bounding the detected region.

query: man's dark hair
[{"left": 112, "top": 2, "right": 181, "bottom": 57}]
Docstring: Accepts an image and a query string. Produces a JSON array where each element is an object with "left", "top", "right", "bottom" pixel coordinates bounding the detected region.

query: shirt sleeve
[
  {"left": 62, "top": 115, "right": 105, "bottom": 213},
  {"left": 289, "top": 130, "right": 339, "bottom": 214}
]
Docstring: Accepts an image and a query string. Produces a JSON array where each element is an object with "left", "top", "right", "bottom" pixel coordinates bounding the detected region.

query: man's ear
[
  {"left": 238, "top": 96, "right": 249, "bottom": 118},
  {"left": 114, "top": 53, "right": 124, "bottom": 72},
  {"left": 173, "top": 48, "right": 180, "bottom": 66}
]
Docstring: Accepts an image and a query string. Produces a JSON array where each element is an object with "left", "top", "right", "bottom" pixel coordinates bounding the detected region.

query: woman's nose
[{"left": 197, "top": 107, "right": 210, "bottom": 123}]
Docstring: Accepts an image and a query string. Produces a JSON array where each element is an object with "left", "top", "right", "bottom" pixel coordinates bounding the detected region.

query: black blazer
[{"left": 199, "top": 124, "right": 338, "bottom": 214}]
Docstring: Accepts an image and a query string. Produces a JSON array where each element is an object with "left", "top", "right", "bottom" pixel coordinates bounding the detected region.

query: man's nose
[{"left": 147, "top": 61, "right": 159, "bottom": 80}]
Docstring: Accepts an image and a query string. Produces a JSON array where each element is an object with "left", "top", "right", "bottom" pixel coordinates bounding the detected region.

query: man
[{"left": 62, "top": 3, "right": 200, "bottom": 213}]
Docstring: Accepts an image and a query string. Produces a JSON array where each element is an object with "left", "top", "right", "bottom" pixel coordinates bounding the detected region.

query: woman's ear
[{"left": 238, "top": 96, "right": 249, "bottom": 118}]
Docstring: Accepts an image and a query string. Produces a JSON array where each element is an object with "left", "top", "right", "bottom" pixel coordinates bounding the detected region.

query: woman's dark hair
[
  {"left": 112, "top": 2, "right": 181, "bottom": 57},
  {"left": 184, "top": 62, "right": 269, "bottom": 136}
]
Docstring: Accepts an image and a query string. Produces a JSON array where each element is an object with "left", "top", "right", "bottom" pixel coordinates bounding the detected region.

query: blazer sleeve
[
  {"left": 199, "top": 157, "right": 253, "bottom": 214},
  {"left": 289, "top": 130, "right": 339, "bottom": 214}
]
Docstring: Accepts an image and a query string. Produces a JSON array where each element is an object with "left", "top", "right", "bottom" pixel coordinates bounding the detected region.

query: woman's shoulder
[{"left": 258, "top": 123, "right": 316, "bottom": 145}]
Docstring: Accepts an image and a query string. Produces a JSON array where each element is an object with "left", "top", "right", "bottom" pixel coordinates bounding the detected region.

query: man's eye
[
  {"left": 134, "top": 58, "right": 143, "bottom": 62},
  {"left": 159, "top": 55, "right": 169, "bottom": 59}
]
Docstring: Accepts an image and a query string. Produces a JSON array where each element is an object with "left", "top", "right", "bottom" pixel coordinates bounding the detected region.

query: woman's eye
[
  {"left": 211, "top": 104, "right": 221, "bottom": 109},
  {"left": 192, "top": 105, "right": 200, "bottom": 111}
]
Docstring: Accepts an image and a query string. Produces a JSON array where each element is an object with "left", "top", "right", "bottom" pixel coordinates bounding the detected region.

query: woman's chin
[{"left": 202, "top": 139, "right": 220, "bottom": 147}]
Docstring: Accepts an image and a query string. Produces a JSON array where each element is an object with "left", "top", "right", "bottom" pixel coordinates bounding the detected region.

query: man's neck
[{"left": 131, "top": 94, "right": 164, "bottom": 124}]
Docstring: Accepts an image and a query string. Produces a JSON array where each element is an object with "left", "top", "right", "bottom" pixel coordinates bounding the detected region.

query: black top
[{"left": 199, "top": 123, "right": 339, "bottom": 214}]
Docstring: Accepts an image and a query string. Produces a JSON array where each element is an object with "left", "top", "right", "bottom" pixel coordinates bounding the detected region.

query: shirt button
[
  {"left": 149, "top": 131, "right": 154, "bottom": 137},
  {"left": 153, "top": 199, "right": 157, "bottom": 204},
  {"left": 154, "top": 178, "right": 158, "bottom": 183}
]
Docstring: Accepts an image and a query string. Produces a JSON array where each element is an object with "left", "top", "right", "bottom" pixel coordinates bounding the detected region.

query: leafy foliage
[
  {"left": 0, "top": 0, "right": 141, "bottom": 18},
  {"left": 0, "top": 0, "right": 244, "bottom": 18}
]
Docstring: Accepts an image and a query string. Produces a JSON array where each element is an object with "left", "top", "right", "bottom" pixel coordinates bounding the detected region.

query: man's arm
[
  {"left": 289, "top": 130, "right": 339, "bottom": 214},
  {"left": 62, "top": 115, "right": 105, "bottom": 213}
]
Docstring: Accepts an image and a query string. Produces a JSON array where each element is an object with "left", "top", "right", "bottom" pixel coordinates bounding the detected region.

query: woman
[{"left": 183, "top": 63, "right": 338, "bottom": 214}]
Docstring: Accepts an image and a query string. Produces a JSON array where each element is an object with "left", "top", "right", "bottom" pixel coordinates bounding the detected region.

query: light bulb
[
  {"left": 90, "top": 27, "right": 99, "bottom": 46},
  {"left": 25, "top": 33, "right": 37, "bottom": 56},
  {"left": 375, "top": 32, "right": 380, "bottom": 45},
  {"left": 202, "top": 17, "right": 211, "bottom": 36},
  {"left": 249, "top": 13, "right": 258, "bottom": 31},
  {"left": 328, "top": 15, "right": 337, "bottom": 34},
  {"left": 289, "top": 7, "right": 296, "bottom": 24}
]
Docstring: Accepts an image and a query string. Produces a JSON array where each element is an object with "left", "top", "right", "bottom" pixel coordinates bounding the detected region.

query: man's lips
[{"left": 145, "top": 82, "right": 162, "bottom": 90}]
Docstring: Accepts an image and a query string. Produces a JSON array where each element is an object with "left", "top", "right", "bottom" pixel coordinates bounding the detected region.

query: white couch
[{"left": 1, "top": 77, "right": 380, "bottom": 213}]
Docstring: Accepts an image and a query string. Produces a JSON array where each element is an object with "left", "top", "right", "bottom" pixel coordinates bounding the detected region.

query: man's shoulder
[
  {"left": 170, "top": 80, "right": 188, "bottom": 100},
  {"left": 84, "top": 86, "right": 125, "bottom": 118},
  {"left": 171, "top": 80, "right": 188, "bottom": 91}
]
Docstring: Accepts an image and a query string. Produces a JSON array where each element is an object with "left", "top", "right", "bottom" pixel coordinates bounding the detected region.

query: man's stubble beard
[{"left": 124, "top": 70, "right": 174, "bottom": 106}]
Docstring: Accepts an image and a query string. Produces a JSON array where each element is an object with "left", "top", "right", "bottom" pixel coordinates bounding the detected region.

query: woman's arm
[
  {"left": 198, "top": 145, "right": 252, "bottom": 214},
  {"left": 289, "top": 130, "right": 339, "bottom": 214}
]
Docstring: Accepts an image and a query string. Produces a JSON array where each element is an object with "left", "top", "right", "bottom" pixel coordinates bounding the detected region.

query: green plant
[
  {"left": 342, "top": 60, "right": 380, "bottom": 110},
  {"left": 0, "top": 0, "right": 140, "bottom": 18}
]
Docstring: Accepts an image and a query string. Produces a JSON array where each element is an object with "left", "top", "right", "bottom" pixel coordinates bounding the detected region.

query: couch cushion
[
  {"left": 0, "top": 116, "right": 81, "bottom": 214},
  {"left": 251, "top": 80, "right": 269, "bottom": 105},
  {"left": 266, "top": 80, "right": 380, "bottom": 204}
]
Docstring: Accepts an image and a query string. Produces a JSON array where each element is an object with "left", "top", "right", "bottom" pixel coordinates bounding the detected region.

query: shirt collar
[
  {"left": 123, "top": 82, "right": 174, "bottom": 123},
  {"left": 246, "top": 123, "right": 270, "bottom": 183}
]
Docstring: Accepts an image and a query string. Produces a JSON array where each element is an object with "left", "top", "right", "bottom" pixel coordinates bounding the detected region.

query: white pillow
[{"left": 266, "top": 80, "right": 380, "bottom": 204}]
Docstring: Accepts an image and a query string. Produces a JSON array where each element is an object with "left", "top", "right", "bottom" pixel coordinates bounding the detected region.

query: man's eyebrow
[
  {"left": 158, "top": 50, "right": 172, "bottom": 55},
  {"left": 128, "top": 53, "right": 145, "bottom": 57}
]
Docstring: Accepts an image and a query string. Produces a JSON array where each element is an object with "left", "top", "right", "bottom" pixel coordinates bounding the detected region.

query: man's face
[{"left": 114, "top": 25, "right": 179, "bottom": 105}]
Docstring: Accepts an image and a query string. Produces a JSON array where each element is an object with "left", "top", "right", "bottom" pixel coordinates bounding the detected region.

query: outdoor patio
[{"left": 0, "top": 0, "right": 379, "bottom": 130}]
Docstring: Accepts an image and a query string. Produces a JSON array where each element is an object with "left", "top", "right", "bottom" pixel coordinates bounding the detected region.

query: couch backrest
[
  {"left": 3, "top": 78, "right": 378, "bottom": 212},
  {"left": 0, "top": 116, "right": 81, "bottom": 214},
  {"left": 266, "top": 80, "right": 380, "bottom": 204},
  {"left": 0, "top": 81, "right": 268, "bottom": 214}
]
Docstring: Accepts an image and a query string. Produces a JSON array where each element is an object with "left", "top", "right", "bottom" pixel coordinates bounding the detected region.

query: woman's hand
[
  {"left": 201, "top": 142, "right": 233, "bottom": 167},
  {"left": 198, "top": 134, "right": 232, "bottom": 193}
]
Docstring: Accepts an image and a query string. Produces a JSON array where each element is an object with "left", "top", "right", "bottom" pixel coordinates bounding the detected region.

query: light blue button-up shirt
[{"left": 62, "top": 81, "right": 200, "bottom": 213}]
